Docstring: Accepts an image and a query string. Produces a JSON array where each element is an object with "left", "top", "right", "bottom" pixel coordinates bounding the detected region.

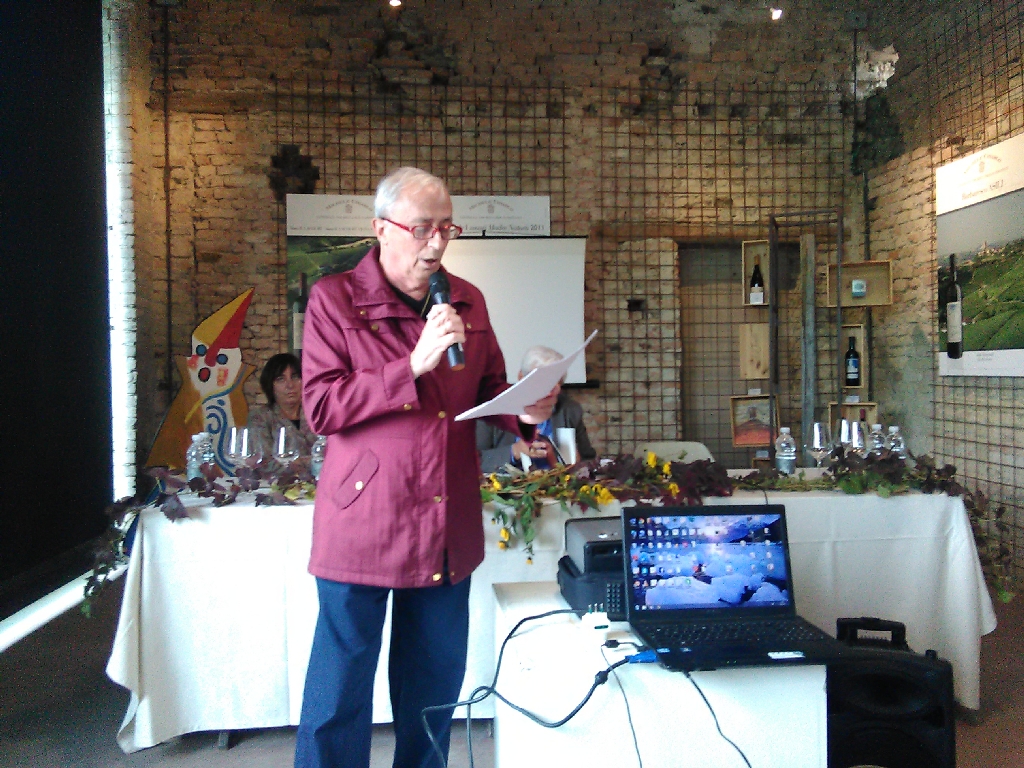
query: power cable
[{"left": 420, "top": 608, "right": 630, "bottom": 768}]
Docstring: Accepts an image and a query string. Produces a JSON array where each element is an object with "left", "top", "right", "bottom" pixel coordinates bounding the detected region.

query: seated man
[{"left": 476, "top": 345, "right": 596, "bottom": 473}]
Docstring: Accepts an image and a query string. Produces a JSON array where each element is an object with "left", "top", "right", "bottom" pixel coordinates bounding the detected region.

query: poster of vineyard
[{"left": 935, "top": 132, "right": 1024, "bottom": 377}]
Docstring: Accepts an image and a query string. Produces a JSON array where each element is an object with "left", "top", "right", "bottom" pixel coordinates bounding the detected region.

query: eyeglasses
[{"left": 381, "top": 218, "right": 463, "bottom": 241}]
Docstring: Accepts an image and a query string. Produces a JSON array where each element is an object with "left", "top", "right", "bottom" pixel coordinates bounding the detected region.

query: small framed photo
[{"left": 730, "top": 395, "right": 777, "bottom": 448}]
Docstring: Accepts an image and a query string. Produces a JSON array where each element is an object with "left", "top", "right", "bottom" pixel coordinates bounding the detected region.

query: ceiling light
[
  {"left": 770, "top": 7, "right": 783, "bottom": 20},
  {"left": 389, "top": 0, "right": 402, "bottom": 6}
]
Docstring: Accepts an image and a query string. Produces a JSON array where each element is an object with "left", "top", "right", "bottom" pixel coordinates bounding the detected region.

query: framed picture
[{"left": 730, "top": 395, "right": 777, "bottom": 448}]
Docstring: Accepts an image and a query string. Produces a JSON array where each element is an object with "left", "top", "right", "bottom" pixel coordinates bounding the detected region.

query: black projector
[{"left": 557, "top": 516, "right": 626, "bottom": 620}]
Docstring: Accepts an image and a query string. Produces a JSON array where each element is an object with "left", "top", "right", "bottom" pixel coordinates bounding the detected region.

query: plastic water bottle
[
  {"left": 311, "top": 435, "right": 327, "bottom": 480},
  {"left": 887, "top": 426, "right": 908, "bottom": 460},
  {"left": 199, "top": 431, "right": 217, "bottom": 468},
  {"left": 775, "top": 427, "right": 798, "bottom": 475},
  {"left": 186, "top": 433, "right": 207, "bottom": 480},
  {"left": 868, "top": 424, "right": 887, "bottom": 456}
]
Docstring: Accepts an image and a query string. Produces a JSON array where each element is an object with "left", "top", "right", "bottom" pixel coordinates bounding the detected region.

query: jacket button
[
  {"left": 432, "top": 573, "right": 442, "bottom": 582},
  {"left": 434, "top": 495, "right": 442, "bottom": 503},
  {"left": 359, "top": 309, "right": 367, "bottom": 316},
  {"left": 403, "top": 403, "right": 412, "bottom": 410},
  {"left": 450, "top": 571, "right": 456, "bottom": 578},
  {"left": 370, "top": 323, "right": 379, "bottom": 331},
  {"left": 355, "top": 481, "right": 364, "bottom": 490},
  {"left": 438, "top": 411, "right": 446, "bottom": 419},
  {"left": 466, "top": 323, "right": 472, "bottom": 329}
]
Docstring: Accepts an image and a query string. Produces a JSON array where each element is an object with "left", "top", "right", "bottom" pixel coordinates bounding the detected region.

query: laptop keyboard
[{"left": 648, "top": 619, "right": 827, "bottom": 647}]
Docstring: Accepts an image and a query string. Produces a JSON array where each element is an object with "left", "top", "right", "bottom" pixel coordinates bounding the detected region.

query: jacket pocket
[{"left": 333, "top": 449, "right": 380, "bottom": 508}]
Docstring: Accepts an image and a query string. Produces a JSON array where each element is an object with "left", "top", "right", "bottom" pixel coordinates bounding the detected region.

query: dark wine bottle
[
  {"left": 749, "top": 257, "right": 765, "bottom": 304},
  {"left": 946, "top": 254, "right": 963, "bottom": 359},
  {"left": 292, "top": 272, "right": 308, "bottom": 356},
  {"left": 844, "top": 336, "right": 861, "bottom": 387}
]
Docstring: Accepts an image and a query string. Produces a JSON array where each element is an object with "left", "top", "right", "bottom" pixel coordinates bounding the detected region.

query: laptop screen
[{"left": 624, "top": 506, "right": 793, "bottom": 614}]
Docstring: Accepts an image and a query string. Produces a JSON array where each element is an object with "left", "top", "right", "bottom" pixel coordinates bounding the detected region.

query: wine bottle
[
  {"left": 845, "top": 336, "right": 861, "bottom": 387},
  {"left": 292, "top": 272, "right": 307, "bottom": 356},
  {"left": 749, "top": 257, "right": 765, "bottom": 305},
  {"left": 946, "top": 254, "right": 963, "bottom": 359}
]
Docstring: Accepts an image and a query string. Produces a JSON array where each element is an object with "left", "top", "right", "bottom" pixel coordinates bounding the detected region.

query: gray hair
[
  {"left": 520, "top": 345, "right": 563, "bottom": 377},
  {"left": 374, "top": 167, "right": 449, "bottom": 218}
]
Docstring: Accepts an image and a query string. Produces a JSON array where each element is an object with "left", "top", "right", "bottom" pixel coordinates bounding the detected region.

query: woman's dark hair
[{"left": 260, "top": 353, "right": 301, "bottom": 406}]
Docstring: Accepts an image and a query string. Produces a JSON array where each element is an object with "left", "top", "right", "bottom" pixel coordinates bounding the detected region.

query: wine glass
[
  {"left": 225, "top": 426, "right": 254, "bottom": 468},
  {"left": 273, "top": 426, "right": 300, "bottom": 467},
  {"left": 836, "top": 418, "right": 852, "bottom": 453},
  {"left": 848, "top": 420, "right": 867, "bottom": 457},
  {"left": 805, "top": 422, "right": 832, "bottom": 468},
  {"left": 310, "top": 435, "right": 327, "bottom": 481}
]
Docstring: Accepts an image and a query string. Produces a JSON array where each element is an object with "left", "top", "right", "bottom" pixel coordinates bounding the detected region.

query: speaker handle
[{"left": 836, "top": 617, "right": 909, "bottom": 649}]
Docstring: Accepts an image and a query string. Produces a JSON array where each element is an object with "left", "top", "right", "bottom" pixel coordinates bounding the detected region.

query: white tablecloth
[
  {"left": 105, "top": 496, "right": 584, "bottom": 752},
  {"left": 106, "top": 490, "right": 996, "bottom": 752}
]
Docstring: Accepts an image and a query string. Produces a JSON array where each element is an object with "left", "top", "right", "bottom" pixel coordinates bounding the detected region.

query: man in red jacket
[{"left": 297, "top": 167, "right": 546, "bottom": 768}]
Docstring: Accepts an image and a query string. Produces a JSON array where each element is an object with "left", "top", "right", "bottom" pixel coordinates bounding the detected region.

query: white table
[
  {"left": 106, "top": 489, "right": 996, "bottom": 753},
  {"left": 492, "top": 582, "right": 827, "bottom": 768},
  {"left": 105, "top": 495, "right": 585, "bottom": 752}
]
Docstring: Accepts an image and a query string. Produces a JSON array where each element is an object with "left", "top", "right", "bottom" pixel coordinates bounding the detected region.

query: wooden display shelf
[
  {"left": 826, "top": 261, "right": 893, "bottom": 307},
  {"left": 828, "top": 401, "right": 879, "bottom": 428},
  {"left": 739, "top": 323, "right": 770, "bottom": 380},
  {"left": 841, "top": 323, "right": 867, "bottom": 390},
  {"left": 742, "top": 239, "right": 770, "bottom": 307}
]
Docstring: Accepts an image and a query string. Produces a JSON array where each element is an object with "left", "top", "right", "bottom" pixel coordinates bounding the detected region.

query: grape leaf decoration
[{"left": 161, "top": 493, "right": 189, "bottom": 521}]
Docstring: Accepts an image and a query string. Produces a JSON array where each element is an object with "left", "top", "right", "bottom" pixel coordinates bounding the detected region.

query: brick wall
[
  {"left": 105, "top": 0, "right": 1020, "bottom": 560},
  {"left": 866, "top": 1, "right": 1024, "bottom": 579},
  {"left": 110, "top": 0, "right": 861, "bottom": 472}
]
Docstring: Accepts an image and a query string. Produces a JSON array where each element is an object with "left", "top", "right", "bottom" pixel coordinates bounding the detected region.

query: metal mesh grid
[
  {"left": 591, "top": 83, "right": 847, "bottom": 458},
  {"left": 927, "top": 0, "right": 1024, "bottom": 579},
  {"left": 270, "top": 75, "right": 847, "bottom": 457},
  {"left": 274, "top": 75, "right": 571, "bottom": 215}
]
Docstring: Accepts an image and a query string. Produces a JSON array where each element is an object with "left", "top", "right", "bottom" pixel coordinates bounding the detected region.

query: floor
[{"left": 0, "top": 577, "right": 1020, "bottom": 768}]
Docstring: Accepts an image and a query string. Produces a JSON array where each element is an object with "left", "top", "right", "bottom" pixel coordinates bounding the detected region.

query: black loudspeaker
[{"left": 828, "top": 619, "right": 956, "bottom": 768}]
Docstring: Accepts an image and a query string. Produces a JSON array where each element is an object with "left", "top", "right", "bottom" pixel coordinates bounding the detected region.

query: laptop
[{"left": 622, "top": 504, "right": 846, "bottom": 672}]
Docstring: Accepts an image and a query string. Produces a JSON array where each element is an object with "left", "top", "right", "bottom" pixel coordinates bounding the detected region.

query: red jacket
[{"left": 302, "top": 247, "right": 521, "bottom": 588}]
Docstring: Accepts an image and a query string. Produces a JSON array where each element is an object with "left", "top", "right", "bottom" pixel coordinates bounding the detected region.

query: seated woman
[
  {"left": 247, "top": 353, "right": 317, "bottom": 472},
  {"left": 476, "top": 345, "right": 596, "bottom": 473}
]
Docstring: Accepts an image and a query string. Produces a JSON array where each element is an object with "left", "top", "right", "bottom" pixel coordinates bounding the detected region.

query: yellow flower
[
  {"left": 497, "top": 540, "right": 508, "bottom": 550},
  {"left": 662, "top": 462, "right": 671, "bottom": 475},
  {"left": 489, "top": 474, "right": 502, "bottom": 491},
  {"left": 579, "top": 484, "right": 591, "bottom": 495},
  {"left": 526, "top": 557, "right": 533, "bottom": 565},
  {"left": 667, "top": 482, "right": 680, "bottom": 496},
  {"left": 562, "top": 475, "right": 571, "bottom": 484},
  {"left": 646, "top": 451, "right": 657, "bottom": 468},
  {"left": 500, "top": 527, "right": 510, "bottom": 542},
  {"left": 596, "top": 486, "right": 616, "bottom": 505}
]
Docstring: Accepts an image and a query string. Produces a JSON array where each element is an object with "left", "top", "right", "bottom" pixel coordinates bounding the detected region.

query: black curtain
[{"left": 0, "top": 1, "right": 111, "bottom": 583}]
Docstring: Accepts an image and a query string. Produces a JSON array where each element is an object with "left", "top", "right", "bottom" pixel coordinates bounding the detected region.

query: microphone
[{"left": 427, "top": 270, "right": 465, "bottom": 371}]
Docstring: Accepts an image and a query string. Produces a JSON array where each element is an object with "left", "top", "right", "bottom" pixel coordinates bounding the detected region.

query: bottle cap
[
  {"left": 888, "top": 425, "right": 898, "bottom": 433},
  {"left": 780, "top": 427, "right": 790, "bottom": 434},
  {"left": 872, "top": 424, "right": 881, "bottom": 430}
]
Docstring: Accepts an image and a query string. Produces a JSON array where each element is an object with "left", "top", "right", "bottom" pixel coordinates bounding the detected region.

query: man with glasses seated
[
  {"left": 297, "top": 166, "right": 554, "bottom": 768},
  {"left": 476, "top": 345, "right": 597, "bottom": 473}
]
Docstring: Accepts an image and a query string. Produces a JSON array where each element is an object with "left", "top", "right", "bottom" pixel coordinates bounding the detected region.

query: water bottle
[
  {"left": 186, "top": 433, "right": 207, "bottom": 480},
  {"left": 199, "top": 431, "right": 217, "bottom": 468},
  {"left": 775, "top": 427, "right": 798, "bottom": 475},
  {"left": 868, "top": 424, "right": 887, "bottom": 456},
  {"left": 311, "top": 435, "right": 327, "bottom": 481},
  {"left": 887, "top": 425, "right": 908, "bottom": 460}
]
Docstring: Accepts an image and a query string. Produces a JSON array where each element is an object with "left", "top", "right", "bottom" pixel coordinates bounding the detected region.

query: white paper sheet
[{"left": 455, "top": 330, "right": 598, "bottom": 421}]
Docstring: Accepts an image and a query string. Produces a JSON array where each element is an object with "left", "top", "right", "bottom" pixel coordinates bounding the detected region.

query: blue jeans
[{"left": 295, "top": 575, "right": 471, "bottom": 768}]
